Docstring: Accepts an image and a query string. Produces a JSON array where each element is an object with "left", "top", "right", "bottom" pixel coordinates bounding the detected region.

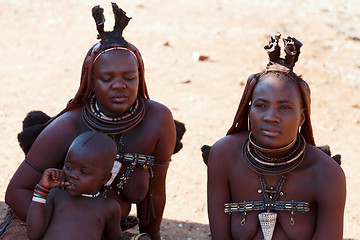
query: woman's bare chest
[{"left": 227, "top": 166, "right": 317, "bottom": 239}]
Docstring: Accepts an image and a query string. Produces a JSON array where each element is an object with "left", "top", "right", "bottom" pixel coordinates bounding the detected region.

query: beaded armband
[
  {"left": 113, "top": 153, "right": 155, "bottom": 193},
  {"left": 224, "top": 200, "right": 309, "bottom": 213},
  {"left": 117, "top": 153, "right": 155, "bottom": 168},
  {"left": 32, "top": 184, "right": 50, "bottom": 204}
]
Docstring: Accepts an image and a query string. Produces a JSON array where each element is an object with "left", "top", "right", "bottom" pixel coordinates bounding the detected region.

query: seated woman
[
  {"left": 207, "top": 33, "right": 346, "bottom": 240},
  {"left": 4, "top": 3, "right": 180, "bottom": 240}
]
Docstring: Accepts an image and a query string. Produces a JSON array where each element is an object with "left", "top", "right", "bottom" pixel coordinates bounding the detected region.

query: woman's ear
[
  {"left": 91, "top": 81, "right": 95, "bottom": 91},
  {"left": 248, "top": 106, "right": 252, "bottom": 131},
  {"left": 299, "top": 108, "right": 305, "bottom": 126}
]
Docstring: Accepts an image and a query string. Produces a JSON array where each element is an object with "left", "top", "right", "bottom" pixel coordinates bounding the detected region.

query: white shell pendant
[
  {"left": 104, "top": 160, "right": 122, "bottom": 187},
  {"left": 258, "top": 212, "right": 277, "bottom": 240}
]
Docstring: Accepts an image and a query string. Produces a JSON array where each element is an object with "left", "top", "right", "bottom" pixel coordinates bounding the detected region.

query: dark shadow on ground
[
  {"left": 126, "top": 217, "right": 211, "bottom": 240},
  {"left": 160, "top": 218, "right": 210, "bottom": 240}
]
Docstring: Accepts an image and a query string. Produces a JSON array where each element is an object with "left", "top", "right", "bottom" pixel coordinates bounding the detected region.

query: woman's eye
[
  {"left": 254, "top": 103, "right": 265, "bottom": 108},
  {"left": 81, "top": 170, "right": 88, "bottom": 175},
  {"left": 124, "top": 73, "right": 138, "bottom": 81},
  {"left": 101, "top": 76, "right": 112, "bottom": 82},
  {"left": 97, "top": 73, "right": 112, "bottom": 82},
  {"left": 280, "top": 105, "right": 292, "bottom": 110}
]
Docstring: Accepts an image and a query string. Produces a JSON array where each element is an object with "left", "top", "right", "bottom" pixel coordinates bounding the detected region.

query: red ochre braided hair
[
  {"left": 51, "top": 3, "right": 149, "bottom": 123},
  {"left": 227, "top": 33, "right": 315, "bottom": 146}
]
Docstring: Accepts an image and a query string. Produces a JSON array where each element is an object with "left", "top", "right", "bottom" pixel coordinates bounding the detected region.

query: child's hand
[{"left": 39, "top": 168, "right": 70, "bottom": 189}]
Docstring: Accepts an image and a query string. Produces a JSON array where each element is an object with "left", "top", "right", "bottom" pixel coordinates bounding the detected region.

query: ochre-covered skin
[
  {"left": 5, "top": 3, "right": 175, "bottom": 240},
  {"left": 207, "top": 34, "right": 346, "bottom": 240}
]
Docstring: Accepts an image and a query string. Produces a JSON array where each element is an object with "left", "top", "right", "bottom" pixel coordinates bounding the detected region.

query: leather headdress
[{"left": 227, "top": 33, "right": 315, "bottom": 145}]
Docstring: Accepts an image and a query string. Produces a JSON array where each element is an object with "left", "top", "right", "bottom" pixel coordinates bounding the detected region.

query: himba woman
[
  {"left": 3, "top": 3, "right": 179, "bottom": 240},
  {"left": 206, "top": 33, "right": 346, "bottom": 240}
]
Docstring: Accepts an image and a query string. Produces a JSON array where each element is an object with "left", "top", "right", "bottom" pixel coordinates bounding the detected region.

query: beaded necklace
[
  {"left": 250, "top": 133, "right": 301, "bottom": 163},
  {"left": 82, "top": 95, "right": 154, "bottom": 197},
  {"left": 82, "top": 94, "right": 145, "bottom": 135},
  {"left": 248, "top": 132, "right": 297, "bottom": 154},
  {"left": 243, "top": 133, "right": 306, "bottom": 175},
  {"left": 82, "top": 192, "right": 100, "bottom": 198}
]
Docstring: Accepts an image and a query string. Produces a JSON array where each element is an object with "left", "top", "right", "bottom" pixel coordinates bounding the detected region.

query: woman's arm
[
  {"left": 5, "top": 111, "right": 80, "bottom": 220},
  {"left": 207, "top": 139, "right": 233, "bottom": 240},
  {"left": 137, "top": 105, "right": 176, "bottom": 240},
  {"left": 5, "top": 161, "right": 44, "bottom": 221},
  {"left": 314, "top": 155, "right": 346, "bottom": 239}
]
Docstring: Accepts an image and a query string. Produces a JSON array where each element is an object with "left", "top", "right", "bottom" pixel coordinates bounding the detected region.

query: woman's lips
[
  {"left": 261, "top": 128, "right": 281, "bottom": 137},
  {"left": 111, "top": 95, "right": 127, "bottom": 103}
]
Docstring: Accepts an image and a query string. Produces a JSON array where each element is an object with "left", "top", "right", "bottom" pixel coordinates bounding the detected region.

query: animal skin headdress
[
  {"left": 227, "top": 33, "right": 315, "bottom": 145},
  {"left": 92, "top": 2, "right": 130, "bottom": 49},
  {"left": 51, "top": 3, "right": 149, "bottom": 121}
]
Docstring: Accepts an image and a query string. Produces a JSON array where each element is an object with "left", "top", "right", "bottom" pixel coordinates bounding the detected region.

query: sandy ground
[{"left": 1, "top": 0, "right": 360, "bottom": 239}]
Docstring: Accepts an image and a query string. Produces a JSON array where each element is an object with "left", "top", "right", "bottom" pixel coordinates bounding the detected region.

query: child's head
[{"left": 63, "top": 131, "right": 117, "bottom": 196}]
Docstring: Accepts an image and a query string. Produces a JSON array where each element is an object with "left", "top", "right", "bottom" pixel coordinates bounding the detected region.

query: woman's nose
[
  {"left": 111, "top": 78, "right": 126, "bottom": 89},
  {"left": 263, "top": 108, "right": 280, "bottom": 123}
]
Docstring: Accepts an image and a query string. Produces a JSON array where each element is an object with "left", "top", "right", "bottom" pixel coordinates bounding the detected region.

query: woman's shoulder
[
  {"left": 212, "top": 131, "right": 248, "bottom": 152},
  {"left": 303, "top": 143, "right": 345, "bottom": 182},
  {"left": 51, "top": 107, "right": 82, "bottom": 125},
  {"left": 302, "top": 144, "right": 346, "bottom": 207},
  {"left": 306, "top": 144, "right": 343, "bottom": 169},
  {"left": 27, "top": 108, "right": 84, "bottom": 158},
  {"left": 143, "top": 99, "right": 174, "bottom": 125},
  {"left": 208, "top": 131, "right": 248, "bottom": 165},
  {"left": 45, "top": 108, "right": 84, "bottom": 133},
  {"left": 145, "top": 99, "right": 170, "bottom": 111}
]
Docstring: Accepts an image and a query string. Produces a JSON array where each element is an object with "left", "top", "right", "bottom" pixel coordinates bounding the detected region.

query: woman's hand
[{"left": 38, "top": 168, "right": 69, "bottom": 189}]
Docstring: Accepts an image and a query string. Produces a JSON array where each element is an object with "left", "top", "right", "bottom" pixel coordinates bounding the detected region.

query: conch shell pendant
[{"left": 258, "top": 212, "right": 277, "bottom": 240}]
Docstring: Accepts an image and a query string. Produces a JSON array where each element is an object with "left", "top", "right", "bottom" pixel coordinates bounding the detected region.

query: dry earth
[{"left": 0, "top": 0, "right": 359, "bottom": 239}]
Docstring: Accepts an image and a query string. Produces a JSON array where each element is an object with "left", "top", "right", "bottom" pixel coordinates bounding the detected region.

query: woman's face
[
  {"left": 92, "top": 49, "right": 139, "bottom": 117},
  {"left": 249, "top": 73, "right": 305, "bottom": 149}
]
